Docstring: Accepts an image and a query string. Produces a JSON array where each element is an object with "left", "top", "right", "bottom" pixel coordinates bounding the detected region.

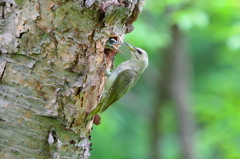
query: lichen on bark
[{"left": 0, "top": 0, "right": 145, "bottom": 158}]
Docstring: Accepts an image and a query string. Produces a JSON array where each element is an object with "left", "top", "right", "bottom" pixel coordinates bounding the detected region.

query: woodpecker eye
[{"left": 137, "top": 49, "right": 142, "bottom": 54}]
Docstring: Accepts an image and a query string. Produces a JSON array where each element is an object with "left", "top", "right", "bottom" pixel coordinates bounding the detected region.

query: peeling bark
[{"left": 0, "top": 0, "right": 145, "bottom": 158}]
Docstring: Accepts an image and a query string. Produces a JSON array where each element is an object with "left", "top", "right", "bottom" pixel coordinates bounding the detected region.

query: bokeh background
[{"left": 91, "top": 0, "right": 240, "bottom": 159}]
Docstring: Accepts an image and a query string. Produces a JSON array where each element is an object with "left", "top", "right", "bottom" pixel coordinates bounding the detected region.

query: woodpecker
[
  {"left": 85, "top": 43, "right": 149, "bottom": 124},
  {"left": 105, "top": 38, "right": 124, "bottom": 53}
]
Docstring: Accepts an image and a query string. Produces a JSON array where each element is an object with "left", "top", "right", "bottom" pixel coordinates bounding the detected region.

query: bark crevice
[{"left": 0, "top": 0, "right": 145, "bottom": 158}]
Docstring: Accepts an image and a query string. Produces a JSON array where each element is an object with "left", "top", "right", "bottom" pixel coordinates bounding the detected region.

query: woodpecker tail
[
  {"left": 85, "top": 99, "right": 105, "bottom": 125},
  {"left": 85, "top": 107, "right": 100, "bottom": 124}
]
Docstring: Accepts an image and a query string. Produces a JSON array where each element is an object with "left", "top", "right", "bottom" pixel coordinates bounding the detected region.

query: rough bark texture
[{"left": 0, "top": 0, "right": 145, "bottom": 158}]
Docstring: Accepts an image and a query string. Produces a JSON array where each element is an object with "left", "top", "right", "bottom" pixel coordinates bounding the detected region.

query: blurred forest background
[{"left": 91, "top": 0, "right": 240, "bottom": 159}]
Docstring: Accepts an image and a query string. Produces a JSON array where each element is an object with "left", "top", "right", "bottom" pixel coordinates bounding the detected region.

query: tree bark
[{"left": 0, "top": 0, "right": 145, "bottom": 158}]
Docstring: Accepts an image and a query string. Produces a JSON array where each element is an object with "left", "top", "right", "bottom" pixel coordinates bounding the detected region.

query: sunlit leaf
[
  {"left": 227, "top": 35, "right": 240, "bottom": 50},
  {"left": 172, "top": 8, "right": 209, "bottom": 30}
]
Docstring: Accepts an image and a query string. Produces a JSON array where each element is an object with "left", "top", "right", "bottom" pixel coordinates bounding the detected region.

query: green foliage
[
  {"left": 172, "top": 8, "right": 209, "bottom": 30},
  {"left": 91, "top": 0, "right": 240, "bottom": 158}
]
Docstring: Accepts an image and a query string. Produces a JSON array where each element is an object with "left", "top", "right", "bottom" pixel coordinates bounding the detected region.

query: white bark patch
[
  {"left": 85, "top": 0, "right": 96, "bottom": 8},
  {"left": 0, "top": 60, "right": 7, "bottom": 79},
  {"left": 0, "top": 8, "right": 20, "bottom": 52}
]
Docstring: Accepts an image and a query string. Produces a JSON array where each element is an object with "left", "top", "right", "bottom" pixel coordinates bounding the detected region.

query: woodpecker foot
[{"left": 93, "top": 114, "right": 101, "bottom": 125}]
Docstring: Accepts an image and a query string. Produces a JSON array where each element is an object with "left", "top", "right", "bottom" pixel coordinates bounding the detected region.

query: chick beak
[
  {"left": 112, "top": 46, "right": 123, "bottom": 54},
  {"left": 112, "top": 41, "right": 125, "bottom": 54}
]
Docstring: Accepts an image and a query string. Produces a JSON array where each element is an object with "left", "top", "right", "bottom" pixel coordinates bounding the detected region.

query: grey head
[{"left": 125, "top": 43, "right": 149, "bottom": 71}]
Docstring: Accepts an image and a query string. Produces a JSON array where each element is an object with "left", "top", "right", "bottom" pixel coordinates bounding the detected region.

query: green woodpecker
[
  {"left": 85, "top": 43, "right": 149, "bottom": 124},
  {"left": 105, "top": 38, "right": 124, "bottom": 53}
]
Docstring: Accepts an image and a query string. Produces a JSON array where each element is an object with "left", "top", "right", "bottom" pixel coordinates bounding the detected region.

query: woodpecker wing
[
  {"left": 100, "top": 69, "right": 138, "bottom": 113},
  {"left": 85, "top": 69, "right": 139, "bottom": 123}
]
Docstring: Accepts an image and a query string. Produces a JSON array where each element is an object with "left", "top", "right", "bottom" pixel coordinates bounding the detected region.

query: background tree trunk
[
  {"left": 0, "top": 0, "right": 145, "bottom": 158},
  {"left": 151, "top": 24, "right": 195, "bottom": 159},
  {"left": 168, "top": 25, "right": 195, "bottom": 159}
]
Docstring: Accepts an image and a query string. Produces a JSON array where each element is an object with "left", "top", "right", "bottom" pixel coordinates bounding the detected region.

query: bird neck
[{"left": 128, "top": 58, "right": 147, "bottom": 74}]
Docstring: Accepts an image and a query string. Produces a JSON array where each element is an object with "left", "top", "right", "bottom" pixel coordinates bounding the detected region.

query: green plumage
[
  {"left": 85, "top": 43, "right": 148, "bottom": 124},
  {"left": 85, "top": 69, "right": 138, "bottom": 123}
]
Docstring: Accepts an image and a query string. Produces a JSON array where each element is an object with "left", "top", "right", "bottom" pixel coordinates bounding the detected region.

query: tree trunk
[
  {"left": 151, "top": 24, "right": 195, "bottom": 159},
  {"left": 169, "top": 24, "right": 195, "bottom": 159},
  {"left": 0, "top": 0, "right": 145, "bottom": 158}
]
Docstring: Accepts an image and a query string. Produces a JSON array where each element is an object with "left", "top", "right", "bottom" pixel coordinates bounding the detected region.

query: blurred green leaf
[
  {"left": 227, "top": 35, "right": 240, "bottom": 50},
  {"left": 172, "top": 8, "right": 209, "bottom": 30},
  {"left": 91, "top": 0, "right": 240, "bottom": 159}
]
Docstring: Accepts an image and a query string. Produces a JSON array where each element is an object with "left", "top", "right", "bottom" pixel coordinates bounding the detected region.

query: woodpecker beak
[{"left": 125, "top": 43, "right": 136, "bottom": 51}]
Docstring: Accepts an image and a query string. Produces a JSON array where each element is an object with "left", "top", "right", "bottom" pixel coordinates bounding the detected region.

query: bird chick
[{"left": 105, "top": 38, "right": 125, "bottom": 53}]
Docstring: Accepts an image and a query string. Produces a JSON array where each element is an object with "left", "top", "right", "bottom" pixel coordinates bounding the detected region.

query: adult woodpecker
[
  {"left": 105, "top": 38, "right": 124, "bottom": 53},
  {"left": 85, "top": 43, "right": 149, "bottom": 124}
]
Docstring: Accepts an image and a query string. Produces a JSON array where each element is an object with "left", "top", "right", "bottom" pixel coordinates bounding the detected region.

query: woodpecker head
[{"left": 126, "top": 43, "right": 149, "bottom": 71}]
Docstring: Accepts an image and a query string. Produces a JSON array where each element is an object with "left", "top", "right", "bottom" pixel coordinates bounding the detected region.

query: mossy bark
[{"left": 0, "top": 0, "right": 145, "bottom": 158}]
